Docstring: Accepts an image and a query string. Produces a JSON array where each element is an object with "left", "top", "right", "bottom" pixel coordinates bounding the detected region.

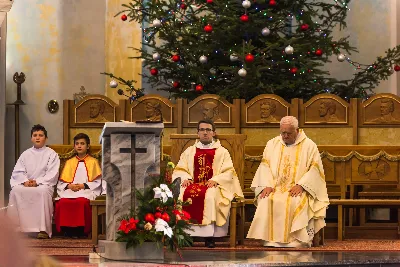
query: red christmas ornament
[
  {"left": 172, "top": 55, "right": 180, "bottom": 62},
  {"left": 300, "top": 24, "right": 309, "bottom": 31},
  {"left": 173, "top": 81, "right": 180, "bottom": 88},
  {"left": 290, "top": 67, "right": 298, "bottom": 74},
  {"left": 195, "top": 84, "right": 203, "bottom": 91},
  {"left": 144, "top": 213, "right": 155, "bottom": 224},
  {"left": 180, "top": 3, "right": 187, "bottom": 9},
  {"left": 154, "top": 212, "right": 162, "bottom": 219},
  {"left": 315, "top": 49, "right": 323, "bottom": 56},
  {"left": 204, "top": 24, "right": 213, "bottom": 33},
  {"left": 240, "top": 14, "right": 249, "bottom": 22},
  {"left": 150, "top": 68, "right": 158, "bottom": 76},
  {"left": 206, "top": 0, "right": 213, "bottom": 3},
  {"left": 269, "top": 0, "right": 277, "bottom": 6},
  {"left": 121, "top": 14, "right": 128, "bottom": 21},
  {"left": 245, "top": 54, "right": 255, "bottom": 63},
  {"left": 395, "top": 65, "right": 400, "bottom": 72},
  {"left": 161, "top": 212, "right": 170, "bottom": 222}
]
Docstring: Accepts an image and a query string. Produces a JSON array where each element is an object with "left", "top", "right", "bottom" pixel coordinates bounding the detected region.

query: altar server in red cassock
[
  {"left": 172, "top": 119, "right": 243, "bottom": 248},
  {"left": 55, "top": 133, "right": 102, "bottom": 238}
]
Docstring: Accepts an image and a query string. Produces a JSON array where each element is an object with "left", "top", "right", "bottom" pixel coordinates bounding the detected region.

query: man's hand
[
  {"left": 205, "top": 180, "right": 218, "bottom": 188},
  {"left": 67, "top": 184, "right": 82, "bottom": 192},
  {"left": 289, "top": 185, "right": 304, "bottom": 197},
  {"left": 181, "top": 180, "right": 193, "bottom": 188},
  {"left": 259, "top": 187, "right": 274, "bottom": 199},
  {"left": 30, "top": 180, "right": 38, "bottom": 187},
  {"left": 23, "top": 181, "right": 30, "bottom": 187}
]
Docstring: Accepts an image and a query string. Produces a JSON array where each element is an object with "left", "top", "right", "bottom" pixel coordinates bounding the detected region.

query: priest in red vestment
[
  {"left": 172, "top": 119, "right": 243, "bottom": 248},
  {"left": 55, "top": 133, "right": 102, "bottom": 238}
]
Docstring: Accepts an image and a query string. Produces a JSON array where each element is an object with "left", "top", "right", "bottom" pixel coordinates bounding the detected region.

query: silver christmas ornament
[
  {"left": 109, "top": 80, "right": 118, "bottom": 88},
  {"left": 238, "top": 68, "right": 247, "bottom": 77},
  {"left": 337, "top": 54, "right": 346, "bottom": 62},
  {"left": 230, "top": 54, "right": 239, "bottom": 62},
  {"left": 285, "top": 45, "right": 294, "bottom": 55},
  {"left": 261, "top": 27, "right": 271, "bottom": 36},
  {"left": 389, "top": 67, "right": 394, "bottom": 74},
  {"left": 152, "top": 52, "right": 161, "bottom": 60},
  {"left": 199, "top": 55, "right": 208, "bottom": 64},
  {"left": 242, "top": 0, "right": 251, "bottom": 8},
  {"left": 152, "top": 19, "right": 161, "bottom": 27}
]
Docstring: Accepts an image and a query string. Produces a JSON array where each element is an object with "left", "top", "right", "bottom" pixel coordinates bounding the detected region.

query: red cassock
[{"left": 55, "top": 197, "right": 92, "bottom": 234}]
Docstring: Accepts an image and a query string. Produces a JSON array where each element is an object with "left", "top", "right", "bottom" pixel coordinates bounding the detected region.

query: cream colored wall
[
  {"left": 4, "top": 0, "right": 106, "bottom": 200},
  {"left": 329, "top": 0, "right": 397, "bottom": 95},
  {"left": 105, "top": 0, "right": 142, "bottom": 102}
]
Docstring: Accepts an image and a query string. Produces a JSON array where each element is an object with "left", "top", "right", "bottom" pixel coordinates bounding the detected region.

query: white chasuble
[
  {"left": 8, "top": 146, "right": 60, "bottom": 237},
  {"left": 172, "top": 140, "right": 243, "bottom": 237},
  {"left": 247, "top": 130, "right": 329, "bottom": 247}
]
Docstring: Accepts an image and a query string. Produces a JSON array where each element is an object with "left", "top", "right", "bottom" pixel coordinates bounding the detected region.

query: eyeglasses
[
  {"left": 280, "top": 131, "right": 294, "bottom": 137},
  {"left": 198, "top": 128, "right": 213, "bottom": 133}
]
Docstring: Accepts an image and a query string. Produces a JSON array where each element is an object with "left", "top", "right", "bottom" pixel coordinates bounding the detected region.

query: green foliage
[
  {"left": 115, "top": 175, "right": 193, "bottom": 251},
  {"left": 109, "top": 0, "right": 400, "bottom": 102}
]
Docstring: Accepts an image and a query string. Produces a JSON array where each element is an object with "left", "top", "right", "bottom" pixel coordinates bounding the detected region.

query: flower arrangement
[{"left": 116, "top": 175, "right": 193, "bottom": 254}]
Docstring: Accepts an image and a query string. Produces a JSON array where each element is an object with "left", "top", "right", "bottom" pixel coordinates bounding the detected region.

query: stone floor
[{"left": 55, "top": 251, "right": 400, "bottom": 267}]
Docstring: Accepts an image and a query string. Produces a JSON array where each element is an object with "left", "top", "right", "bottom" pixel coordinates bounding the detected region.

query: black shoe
[{"left": 205, "top": 237, "right": 215, "bottom": 248}]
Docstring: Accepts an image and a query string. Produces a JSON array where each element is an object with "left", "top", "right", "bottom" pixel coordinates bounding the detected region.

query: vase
[{"left": 98, "top": 240, "right": 164, "bottom": 260}]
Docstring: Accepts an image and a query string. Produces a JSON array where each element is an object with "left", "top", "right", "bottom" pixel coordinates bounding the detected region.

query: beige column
[
  {"left": 105, "top": 0, "right": 142, "bottom": 103},
  {"left": 0, "top": 16, "right": 6, "bottom": 207}
]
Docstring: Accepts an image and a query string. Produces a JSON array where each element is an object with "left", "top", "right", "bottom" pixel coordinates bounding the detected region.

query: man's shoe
[{"left": 37, "top": 232, "right": 49, "bottom": 239}]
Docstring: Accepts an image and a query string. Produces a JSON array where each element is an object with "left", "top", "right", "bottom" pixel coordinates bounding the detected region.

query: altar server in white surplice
[
  {"left": 8, "top": 124, "right": 60, "bottom": 239},
  {"left": 247, "top": 116, "right": 329, "bottom": 248}
]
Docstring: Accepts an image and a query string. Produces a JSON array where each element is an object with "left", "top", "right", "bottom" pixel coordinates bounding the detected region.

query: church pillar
[
  {"left": 105, "top": 0, "right": 142, "bottom": 103},
  {"left": 0, "top": 16, "right": 6, "bottom": 207}
]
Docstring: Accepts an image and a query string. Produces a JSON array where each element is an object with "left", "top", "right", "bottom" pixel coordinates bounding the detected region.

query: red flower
[
  {"left": 182, "top": 210, "right": 191, "bottom": 220},
  {"left": 118, "top": 219, "right": 128, "bottom": 232}
]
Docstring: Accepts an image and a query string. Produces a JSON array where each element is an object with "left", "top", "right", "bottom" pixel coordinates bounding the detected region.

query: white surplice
[
  {"left": 8, "top": 146, "right": 60, "bottom": 237},
  {"left": 56, "top": 162, "right": 102, "bottom": 200}
]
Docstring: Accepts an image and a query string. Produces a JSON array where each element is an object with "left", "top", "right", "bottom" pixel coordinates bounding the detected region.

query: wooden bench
[
  {"left": 90, "top": 199, "right": 106, "bottom": 244},
  {"left": 330, "top": 199, "right": 400, "bottom": 241}
]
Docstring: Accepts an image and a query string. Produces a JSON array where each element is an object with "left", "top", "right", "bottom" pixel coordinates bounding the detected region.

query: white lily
[
  {"left": 155, "top": 218, "right": 173, "bottom": 238},
  {"left": 153, "top": 184, "right": 173, "bottom": 203}
]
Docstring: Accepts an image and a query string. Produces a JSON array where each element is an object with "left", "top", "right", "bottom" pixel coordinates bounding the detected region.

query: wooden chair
[{"left": 170, "top": 134, "right": 247, "bottom": 247}]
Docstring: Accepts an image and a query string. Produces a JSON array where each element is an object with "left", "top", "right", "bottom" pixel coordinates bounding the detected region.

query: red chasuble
[{"left": 183, "top": 148, "right": 216, "bottom": 224}]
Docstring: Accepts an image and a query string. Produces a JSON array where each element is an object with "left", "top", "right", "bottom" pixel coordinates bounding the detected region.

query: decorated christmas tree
[{"left": 105, "top": 0, "right": 400, "bottom": 102}]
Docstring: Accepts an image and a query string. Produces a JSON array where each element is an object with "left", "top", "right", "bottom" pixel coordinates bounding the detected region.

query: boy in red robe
[{"left": 55, "top": 133, "right": 102, "bottom": 238}]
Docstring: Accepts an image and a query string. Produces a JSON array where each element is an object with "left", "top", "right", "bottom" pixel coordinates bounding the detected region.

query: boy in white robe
[
  {"left": 8, "top": 124, "right": 60, "bottom": 239},
  {"left": 172, "top": 119, "right": 243, "bottom": 248},
  {"left": 55, "top": 133, "right": 102, "bottom": 238},
  {"left": 247, "top": 116, "right": 329, "bottom": 247}
]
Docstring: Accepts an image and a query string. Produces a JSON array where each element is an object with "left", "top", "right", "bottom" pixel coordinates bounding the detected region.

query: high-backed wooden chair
[
  {"left": 48, "top": 145, "right": 103, "bottom": 243},
  {"left": 170, "top": 134, "right": 247, "bottom": 247}
]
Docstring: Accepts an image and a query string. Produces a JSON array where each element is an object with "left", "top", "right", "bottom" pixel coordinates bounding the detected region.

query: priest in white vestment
[
  {"left": 172, "top": 119, "right": 244, "bottom": 248},
  {"left": 247, "top": 116, "right": 329, "bottom": 247},
  {"left": 8, "top": 124, "right": 60, "bottom": 239}
]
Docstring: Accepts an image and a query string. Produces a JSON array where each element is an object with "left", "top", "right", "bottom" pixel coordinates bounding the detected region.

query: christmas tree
[{"left": 105, "top": 0, "right": 400, "bottom": 102}]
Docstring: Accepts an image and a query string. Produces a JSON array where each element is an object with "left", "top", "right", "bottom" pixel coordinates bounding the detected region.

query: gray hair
[{"left": 280, "top": 116, "right": 299, "bottom": 129}]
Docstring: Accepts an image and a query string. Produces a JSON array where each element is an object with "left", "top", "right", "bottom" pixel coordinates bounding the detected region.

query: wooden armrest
[
  {"left": 330, "top": 199, "right": 400, "bottom": 206},
  {"left": 90, "top": 200, "right": 106, "bottom": 206}
]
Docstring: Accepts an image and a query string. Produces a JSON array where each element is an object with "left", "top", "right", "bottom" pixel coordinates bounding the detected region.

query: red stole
[{"left": 183, "top": 148, "right": 216, "bottom": 224}]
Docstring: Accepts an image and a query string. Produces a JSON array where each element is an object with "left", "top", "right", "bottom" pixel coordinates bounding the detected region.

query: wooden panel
[
  {"left": 182, "top": 95, "right": 238, "bottom": 128},
  {"left": 240, "top": 94, "right": 291, "bottom": 127},
  {"left": 126, "top": 94, "right": 177, "bottom": 127},
  {"left": 359, "top": 93, "right": 400, "bottom": 126}
]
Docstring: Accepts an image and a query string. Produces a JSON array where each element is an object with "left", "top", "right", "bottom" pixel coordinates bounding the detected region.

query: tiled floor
[{"left": 55, "top": 251, "right": 400, "bottom": 267}]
